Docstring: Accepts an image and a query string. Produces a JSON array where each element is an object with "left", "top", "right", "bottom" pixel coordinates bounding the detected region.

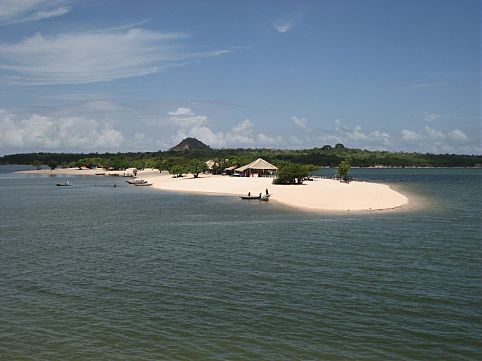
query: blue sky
[{"left": 0, "top": 0, "right": 480, "bottom": 155}]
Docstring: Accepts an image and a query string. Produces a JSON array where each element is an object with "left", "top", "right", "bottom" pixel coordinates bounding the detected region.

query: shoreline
[{"left": 17, "top": 168, "right": 409, "bottom": 212}]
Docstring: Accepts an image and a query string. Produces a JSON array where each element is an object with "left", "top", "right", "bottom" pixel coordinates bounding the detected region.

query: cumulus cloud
[
  {"left": 333, "top": 119, "right": 392, "bottom": 148},
  {"left": 399, "top": 126, "right": 478, "bottom": 153},
  {"left": 171, "top": 118, "right": 255, "bottom": 148},
  {"left": 165, "top": 107, "right": 284, "bottom": 148},
  {"left": 0, "top": 0, "right": 70, "bottom": 24},
  {"left": 401, "top": 129, "right": 422, "bottom": 141},
  {"left": 226, "top": 119, "right": 255, "bottom": 145},
  {"left": 0, "top": 27, "right": 232, "bottom": 84},
  {"left": 292, "top": 116, "right": 307, "bottom": 129},
  {"left": 420, "top": 126, "right": 469, "bottom": 143},
  {"left": 257, "top": 133, "right": 283, "bottom": 145},
  {"left": 448, "top": 129, "right": 469, "bottom": 142},
  {"left": 0, "top": 109, "right": 123, "bottom": 152}
]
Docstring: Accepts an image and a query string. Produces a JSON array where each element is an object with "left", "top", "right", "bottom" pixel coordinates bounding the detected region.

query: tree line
[{"left": 1, "top": 144, "right": 481, "bottom": 171}]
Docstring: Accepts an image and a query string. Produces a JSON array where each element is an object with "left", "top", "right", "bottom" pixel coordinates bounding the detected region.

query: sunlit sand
[{"left": 19, "top": 168, "right": 408, "bottom": 211}]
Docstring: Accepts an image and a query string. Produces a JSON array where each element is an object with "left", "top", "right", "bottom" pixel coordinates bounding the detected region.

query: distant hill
[{"left": 169, "top": 137, "right": 211, "bottom": 152}]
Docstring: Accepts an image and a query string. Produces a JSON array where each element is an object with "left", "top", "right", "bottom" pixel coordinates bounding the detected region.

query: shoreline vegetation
[
  {"left": 4, "top": 139, "right": 480, "bottom": 211},
  {"left": 1, "top": 141, "right": 481, "bottom": 170},
  {"left": 16, "top": 168, "right": 409, "bottom": 212}
]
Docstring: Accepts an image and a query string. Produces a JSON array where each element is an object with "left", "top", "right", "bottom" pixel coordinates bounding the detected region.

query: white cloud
[
  {"left": 273, "top": 22, "right": 292, "bottom": 33},
  {"left": 0, "top": 0, "right": 70, "bottom": 24},
  {"left": 273, "top": 13, "right": 302, "bottom": 33},
  {"left": 319, "top": 119, "right": 395, "bottom": 150},
  {"left": 291, "top": 116, "right": 307, "bottom": 129},
  {"left": 399, "top": 127, "right": 478, "bottom": 153},
  {"left": 258, "top": 133, "right": 283, "bottom": 145},
  {"left": 0, "top": 109, "right": 123, "bottom": 152},
  {"left": 401, "top": 129, "right": 422, "bottom": 141},
  {"left": 166, "top": 107, "right": 283, "bottom": 148},
  {"left": 228, "top": 119, "right": 253, "bottom": 136},
  {"left": 168, "top": 107, "right": 194, "bottom": 116},
  {"left": 448, "top": 129, "right": 469, "bottom": 142},
  {"left": 165, "top": 107, "right": 208, "bottom": 128},
  {"left": 423, "top": 125, "right": 445, "bottom": 140},
  {"left": 174, "top": 126, "right": 224, "bottom": 148},
  {"left": 423, "top": 112, "right": 441, "bottom": 122},
  {"left": 0, "top": 27, "right": 232, "bottom": 84}
]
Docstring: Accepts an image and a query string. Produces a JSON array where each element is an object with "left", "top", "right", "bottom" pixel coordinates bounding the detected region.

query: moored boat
[
  {"left": 56, "top": 181, "right": 71, "bottom": 186},
  {"left": 239, "top": 192, "right": 262, "bottom": 200},
  {"left": 126, "top": 179, "right": 148, "bottom": 185},
  {"left": 133, "top": 182, "right": 152, "bottom": 186}
]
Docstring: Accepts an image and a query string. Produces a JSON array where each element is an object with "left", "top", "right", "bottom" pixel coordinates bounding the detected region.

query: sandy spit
[{"left": 18, "top": 168, "right": 409, "bottom": 212}]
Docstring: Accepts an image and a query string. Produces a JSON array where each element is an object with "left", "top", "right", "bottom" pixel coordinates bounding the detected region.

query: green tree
[
  {"left": 273, "top": 162, "right": 308, "bottom": 185},
  {"left": 143, "top": 158, "right": 156, "bottom": 169},
  {"left": 47, "top": 160, "right": 58, "bottom": 171},
  {"left": 131, "top": 160, "right": 145, "bottom": 171},
  {"left": 337, "top": 159, "right": 351, "bottom": 181},
  {"left": 101, "top": 159, "right": 112, "bottom": 170},
  {"left": 186, "top": 159, "right": 208, "bottom": 178},
  {"left": 32, "top": 160, "right": 42, "bottom": 170},
  {"left": 171, "top": 165, "right": 185, "bottom": 177}
]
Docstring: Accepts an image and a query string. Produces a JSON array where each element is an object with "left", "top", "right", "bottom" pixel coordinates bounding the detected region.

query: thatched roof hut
[{"left": 235, "top": 158, "right": 278, "bottom": 177}]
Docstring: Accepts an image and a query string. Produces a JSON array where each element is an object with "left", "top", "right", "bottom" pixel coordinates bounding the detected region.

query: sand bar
[{"left": 18, "top": 168, "right": 408, "bottom": 211}]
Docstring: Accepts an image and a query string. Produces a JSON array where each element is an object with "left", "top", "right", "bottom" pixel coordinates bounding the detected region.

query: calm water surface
[{"left": 0, "top": 166, "right": 481, "bottom": 360}]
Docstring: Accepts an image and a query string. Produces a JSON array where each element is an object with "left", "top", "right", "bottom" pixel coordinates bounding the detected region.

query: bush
[
  {"left": 186, "top": 159, "right": 208, "bottom": 178},
  {"left": 337, "top": 159, "right": 351, "bottom": 180},
  {"left": 273, "top": 162, "right": 308, "bottom": 185},
  {"left": 171, "top": 165, "right": 185, "bottom": 177}
]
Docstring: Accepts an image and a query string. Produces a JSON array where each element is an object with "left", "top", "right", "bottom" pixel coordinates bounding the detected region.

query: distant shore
[{"left": 17, "top": 168, "right": 409, "bottom": 212}]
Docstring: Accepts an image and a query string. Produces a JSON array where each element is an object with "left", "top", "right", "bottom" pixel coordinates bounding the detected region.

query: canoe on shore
[
  {"left": 133, "top": 182, "right": 152, "bottom": 186},
  {"left": 239, "top": 195, "right": 261, "bottom": 200}
]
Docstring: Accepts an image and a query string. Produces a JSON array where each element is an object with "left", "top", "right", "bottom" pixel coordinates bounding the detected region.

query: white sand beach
[{"left": 20, "top": 168, "right": 408, "bottom": 211}]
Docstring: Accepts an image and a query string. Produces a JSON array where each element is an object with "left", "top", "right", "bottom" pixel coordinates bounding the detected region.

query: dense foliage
[
  {"left": 273, "top": 162, "right": 309, "bottom": 185},
  {"left": 186, "top": 159, "right": 208, "bottom": 178},
  {"left": 1, "top": 143, "right": 481, "bottom": 171}
]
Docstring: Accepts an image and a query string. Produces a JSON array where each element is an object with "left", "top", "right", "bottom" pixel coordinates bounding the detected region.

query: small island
[{"left": 9, "top": 138, "right": 419, "bottom": 212}]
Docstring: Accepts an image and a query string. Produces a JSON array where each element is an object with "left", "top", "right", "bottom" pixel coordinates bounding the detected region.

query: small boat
[
  {"left": 239, "top": 193, "right": 261, "bottom": 200},
  {"left": 133, "top": 182, "right": 152, "bottom": 186},
  {"left": 126, "top": 179, "right": 148, "bottom": 185},
  {"left": 260, "top": 195, "right": 270, "bottom": 201},
  {"left": 56, "top": 181, "right": 71, "bottom": 186}
]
